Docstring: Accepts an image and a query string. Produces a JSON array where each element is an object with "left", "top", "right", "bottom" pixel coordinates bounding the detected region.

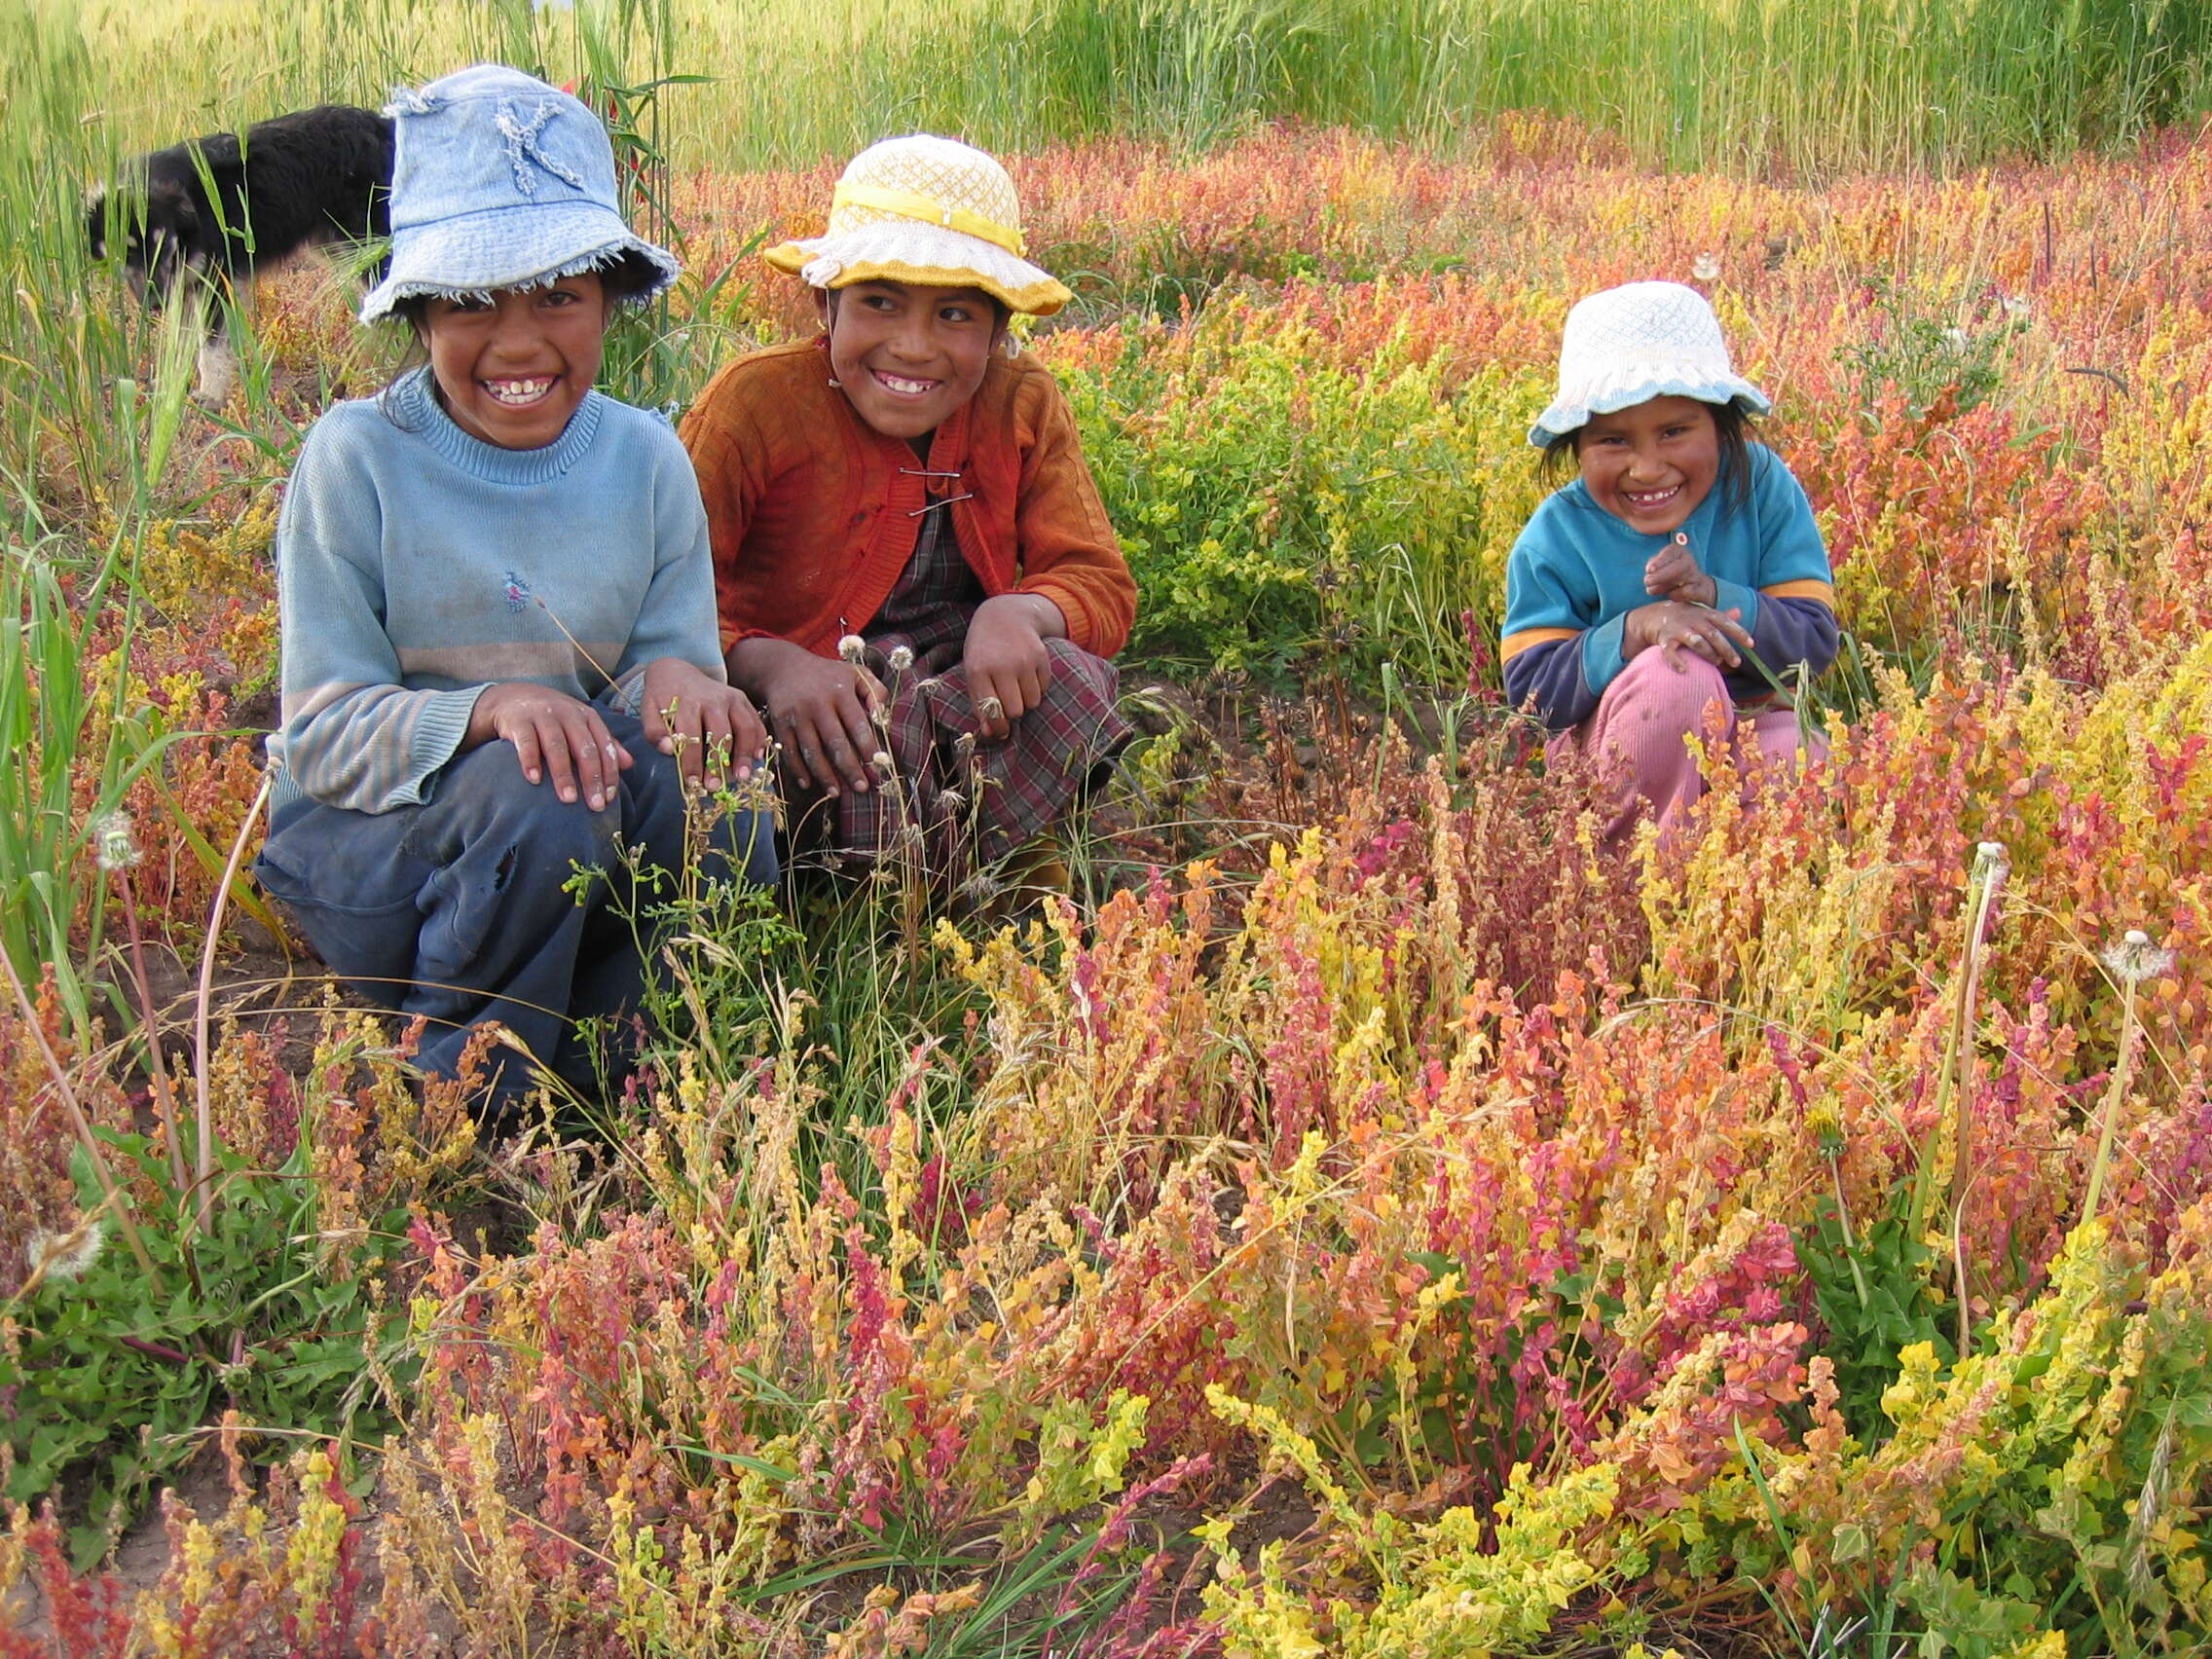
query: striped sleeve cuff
[
  {"left": 1500, "top": 625, "right": 1579, "bottom": 663},
  {"left": 399, "top": 686, "right": 490, "bottom": 807},
  {"left": 1761, "top": 578, "right": 1836, "bottom": 606}
]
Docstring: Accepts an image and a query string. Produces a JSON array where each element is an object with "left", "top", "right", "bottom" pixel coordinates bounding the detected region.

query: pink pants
[{"left": 1548, "top": 649, "right": 1824, "bottom": 843}]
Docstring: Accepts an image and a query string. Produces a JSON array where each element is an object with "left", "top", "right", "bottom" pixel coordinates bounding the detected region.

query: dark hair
[
  {"left": 375, "top": 253, "right": 662, "bottom": 427},
  {"left": 1536, "top": 398, "right": 1757, "bottom": 514}
]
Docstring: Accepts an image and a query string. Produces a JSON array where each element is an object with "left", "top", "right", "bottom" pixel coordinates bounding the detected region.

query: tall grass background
[
  {"left": 4, "top": 0, "right": 2204, "bottom": 519},
  {"left": 22, "top": 0, "right": 2212, "bottom": 176}
]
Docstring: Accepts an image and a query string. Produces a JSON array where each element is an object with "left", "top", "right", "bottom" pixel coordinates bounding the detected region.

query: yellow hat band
[{"left": 830, "top": 182, "right": 1028, "bottom": 258}]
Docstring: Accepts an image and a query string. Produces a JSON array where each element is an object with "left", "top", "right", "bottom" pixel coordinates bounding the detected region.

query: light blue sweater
[{"left": 268, "top": 368, "right": 724, "bottom": 813}]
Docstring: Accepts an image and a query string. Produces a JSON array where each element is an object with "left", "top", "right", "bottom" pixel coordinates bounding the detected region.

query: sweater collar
[{"left": 393, "top": 366, "right": 606, "bottom": 484}]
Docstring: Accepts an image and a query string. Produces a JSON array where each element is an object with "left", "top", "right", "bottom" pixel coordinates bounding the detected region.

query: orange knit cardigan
[{"left": 680, "top": 338, "right": 1137, "bottom": 661}]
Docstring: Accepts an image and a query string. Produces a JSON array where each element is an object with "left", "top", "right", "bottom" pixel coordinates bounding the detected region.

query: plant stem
[
  {"left": 2081, "top": 976, "right": 2141, "bottom": 1228},
  {"left": 115, "top": 866, "right": 189, "bottom": 1199},
  {"left": 1828, "top": 1154, "right": 1871, "bottom": 1307},
  {"left": 1913, "top": 845, "right": 2005, "bottom": 1356},
  {"left": 1947, "top": 853, "right": 2004, "bottom": 1354},
  {"left": 194, "top": 773, "right": 272, "bottom": 1235}
]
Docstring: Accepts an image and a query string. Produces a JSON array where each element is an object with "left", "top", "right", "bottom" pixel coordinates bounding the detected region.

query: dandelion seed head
[
  {"left": 887, "top": 645, "right": 914, "bottom": 675},
  {"left": 1692, "top": 251, "right": 1721, "bottom": 282},
  {"left": 870, "top": 750, "right": 894, "bottom": 776},
  {"left": 837, "top": 634, "right": 866, "bottom": 666},
  {"left": 92, "top": 810, "right": 139, "bottom": 872},
  {"left": 25, "top": 1216, "right": 106, "bottom": 1283},
  {"left": 2101, "top": 931, "right": 2175, "bottom": 985}
]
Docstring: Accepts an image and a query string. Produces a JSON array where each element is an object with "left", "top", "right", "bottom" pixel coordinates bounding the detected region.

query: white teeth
[
  {"left": 874, "top": 371, "right": 935, "bottom": 395},
  {"left": 484, "top": 377, "right": 553, "bottom": 405}
]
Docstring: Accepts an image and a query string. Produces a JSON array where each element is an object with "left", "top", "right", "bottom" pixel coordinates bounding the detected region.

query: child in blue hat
[{"left": 256, "top": 64, "right": 776, "bottom": 1112}]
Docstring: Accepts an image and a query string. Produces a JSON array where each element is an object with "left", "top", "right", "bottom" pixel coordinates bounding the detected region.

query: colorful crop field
[{"left": 4, "top": 1, "right": 2212, "bottom": 1653}]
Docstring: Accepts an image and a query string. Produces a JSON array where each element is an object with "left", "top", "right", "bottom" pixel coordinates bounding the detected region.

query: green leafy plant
[
  {"left": 2, "top": 1124, "right": 414, "bottom": 1565},
  {"left": 606, "top": 782, "right": 802, "bottom": 1097},
  {"left": 1066, "top": 322, "right": 1522, "bottom": 687},
  {"left": 1797, "top": 1183, "right": 1958, "bottom": 1443},
  {"left": 1838, "top": 279, "right": 2029, "bottom": 421}
]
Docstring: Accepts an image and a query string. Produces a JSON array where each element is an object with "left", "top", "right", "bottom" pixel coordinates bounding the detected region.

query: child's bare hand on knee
[
  {"left": 964, "top": 594, "right": 1061, "bottom": 742},
  {"left": 1643, "top": 535, "right": 1717, "bottom": 607},
  {"left": 1625, "top": 601, "right": 1751, "bottom": 673},
  {"left": 642, "top": 657, "right": 766, "bottom": 790},
  {"left": 729, "top": 638, "right": 887, "bottom": 797},
  {"left": 468, "top": 682, "right": 632, "bottom": 811}
]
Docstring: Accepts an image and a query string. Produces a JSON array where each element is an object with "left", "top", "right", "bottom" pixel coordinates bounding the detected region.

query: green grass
[
  {"left": 2, "top": 0, "right": 2203, "bottom": 517},
  {"left": 22, "top": 0, "right": 2212, "bottom": 179}
]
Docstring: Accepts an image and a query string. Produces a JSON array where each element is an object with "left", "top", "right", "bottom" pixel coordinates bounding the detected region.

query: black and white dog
[{"left": 87, "top": 104, "right": 392, "bottom": 404}]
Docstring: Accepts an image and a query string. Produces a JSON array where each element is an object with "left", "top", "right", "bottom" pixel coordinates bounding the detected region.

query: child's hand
[
  {"left": 1643, "top": 534, "right": 1718, "bottom": 607},
  {"left": 963, "top": 594, "right": 1062, "bottom": 742},
  {"left": 641, "top": 657, "right": 767, "bottom": 791},
  {"left": 468, "top": 682, "right": 633, "bottom": 811},
  {"left": 1624, "top": 601, "right": 1752, "bottom": 673},
  {"left": 730, "top": 639, "right": 888, "bottom": 797}
]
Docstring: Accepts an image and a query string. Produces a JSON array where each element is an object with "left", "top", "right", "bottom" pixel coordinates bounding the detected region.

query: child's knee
[
  {"left": 1608, "top": 648, "right": 1728, "bottom": 729},
  {"left": 440, "top": 749, "right": 624, "bottom": 877}
]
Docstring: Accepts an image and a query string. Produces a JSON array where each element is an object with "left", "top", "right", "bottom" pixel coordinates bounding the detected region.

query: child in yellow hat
[{"left": 681, "top": 134, "right": 1136, "bottom": 896}]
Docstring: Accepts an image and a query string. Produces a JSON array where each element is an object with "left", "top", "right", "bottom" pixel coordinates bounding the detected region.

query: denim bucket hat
[
  {"left": 359, "top": 63, "right": 677, "bottom": 324},
  {"left": 1530, "top": 280, "right": 1769, "bottom": 447}
]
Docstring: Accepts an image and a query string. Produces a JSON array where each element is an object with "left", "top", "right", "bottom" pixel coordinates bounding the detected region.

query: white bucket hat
[
  {"left": 1530, "top": 280, "right": 1769, "bottom": 447},
  {"left": 359, "top": 63, "right": 677, "bottom": 324},
  {"left": 764, "top": 134, "right": 1070, "bottom": 317}
]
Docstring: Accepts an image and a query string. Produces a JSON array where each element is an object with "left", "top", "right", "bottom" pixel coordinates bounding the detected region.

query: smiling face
[
  {"left": 818, "top": 280, "right": 1004, "bottom": 442},
  {"left": 1574, "top": 394, "right": 1722, "bottom": 536},
  {"left": 422, "top": 274, "right": 608, "bottom": 450}
]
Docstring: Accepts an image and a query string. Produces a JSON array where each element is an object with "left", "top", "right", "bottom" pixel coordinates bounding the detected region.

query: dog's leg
[{"left": 191, "top": 273, "right": 241, "bottom": 408}]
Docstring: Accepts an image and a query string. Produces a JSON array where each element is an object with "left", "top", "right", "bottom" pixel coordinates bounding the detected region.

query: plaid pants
[{"left": 792, "top": 505, "right": 1132, "bottom": 884}]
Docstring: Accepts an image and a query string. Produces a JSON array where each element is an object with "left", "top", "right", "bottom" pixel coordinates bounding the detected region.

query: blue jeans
[{"left": 255, "top": 711, "right": 777, "bottom": 1108}]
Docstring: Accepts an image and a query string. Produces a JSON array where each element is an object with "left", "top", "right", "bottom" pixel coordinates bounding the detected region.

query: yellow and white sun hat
[{"left": 764, "top": 134, "right": 1071, "bottom": 317}]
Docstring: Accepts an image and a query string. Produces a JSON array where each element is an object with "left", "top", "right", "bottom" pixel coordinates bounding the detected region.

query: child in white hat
[
  {"left": 257, "top": 64, "right": 776, "bottom": 1113},
  {"left": 682, "top": 134, "right": 1136, "bottom": 897},
  {"left": 1500, "top": 280, "right": 1837, "bottom": 840}
]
